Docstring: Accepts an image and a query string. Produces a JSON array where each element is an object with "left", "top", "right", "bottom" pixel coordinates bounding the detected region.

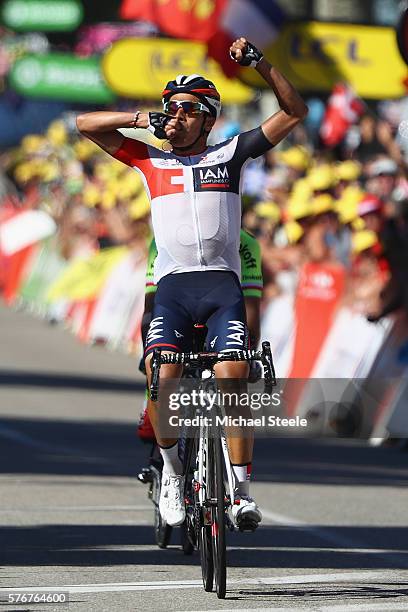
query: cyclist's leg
[
  {"left": 144, "top": 281, "right": 193, "bottom": 527},
  {"left": 205, "top": 282, "right": 261, "bottom": 527},
  {"left": 144, "top": 300, "right": 191, "bottom": 460},
  {"left": 205, "top": 283, "right": 252, "bottom": 466}
]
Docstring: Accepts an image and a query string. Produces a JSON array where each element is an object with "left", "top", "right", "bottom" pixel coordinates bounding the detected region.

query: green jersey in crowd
[{"left": 145, "top": 229, "right": 263, "bottom": 299}]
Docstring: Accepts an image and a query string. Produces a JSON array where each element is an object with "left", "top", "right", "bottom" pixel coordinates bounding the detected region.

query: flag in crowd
[
  {"left": 320, "top": 83, "right": 365, "bottom": 148},
  {"left": 120, "top": 0, "right": 286, "bottom": 76}
]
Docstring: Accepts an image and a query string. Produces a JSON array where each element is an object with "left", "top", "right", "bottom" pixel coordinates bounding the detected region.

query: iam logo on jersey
[{"left": 193, "top": 163, "right": 230, "bottom": 191}]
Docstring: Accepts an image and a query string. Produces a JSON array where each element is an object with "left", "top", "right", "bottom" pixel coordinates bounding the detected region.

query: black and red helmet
[{"left": 162, "top": 74, "right": 221, "bottom": 119}]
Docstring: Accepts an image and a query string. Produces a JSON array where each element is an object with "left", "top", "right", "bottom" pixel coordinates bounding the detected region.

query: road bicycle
[{"left": 150, "top": 342, "right": 276, "bottom": 599}]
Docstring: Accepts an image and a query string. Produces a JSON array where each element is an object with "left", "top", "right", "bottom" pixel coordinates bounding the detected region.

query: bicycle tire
[
  {"left": 152, "top": 471, "right": 173, "bottom": 549},
  {"left": 210, "top": 434, "right": 227, "bottom": 599},
  {"left": 180, "top": 521, "right": 194, "bottom": 555},
  {"left": 200, "top": 523, "right": 214, "bottom": 591},
  {"left": 199, "top": 436, "right": 214, "bottom": 592},
  {"left": 181, "top": 435, "right": 196, "bottom": 555}
]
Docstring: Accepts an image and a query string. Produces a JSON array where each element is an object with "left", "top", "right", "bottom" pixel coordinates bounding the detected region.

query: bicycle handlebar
[{"left": 150, "top": 341, "right": 276, "bottom": 402}]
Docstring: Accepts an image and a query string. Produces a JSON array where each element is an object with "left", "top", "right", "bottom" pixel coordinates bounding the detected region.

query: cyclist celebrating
[{"left": 76, "top": 37, "right": 308, "bottom": 529}]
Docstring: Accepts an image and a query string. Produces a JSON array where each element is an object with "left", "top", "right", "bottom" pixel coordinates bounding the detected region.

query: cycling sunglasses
[{"left": 163, "top": 100, "right": 210, "bottom": 116}]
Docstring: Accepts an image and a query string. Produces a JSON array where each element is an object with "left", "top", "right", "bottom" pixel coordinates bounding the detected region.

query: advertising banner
[
  {"left": 46, "top": 247, "right": 128, "bottom": 303},
  {"left": 2, "top": 0, "right": 83, "bottom": 32},
  {"left": 289, "top": 262, "right": 345, "bottom": 379},
  {"left": 102, "top": 38, "right": 253, "bottom": 104},
  {"left": 10, "top": 53, "right": 115, "bottom": 103},
  {"left": 241, "top": 22, "right": 407, "bottom": 99}
]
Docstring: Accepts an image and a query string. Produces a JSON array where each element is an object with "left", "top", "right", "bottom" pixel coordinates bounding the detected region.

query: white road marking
[
  {"left": 0, "top": 505, "right": 150, "bottom": 513},
  {"left": 261, "top": 509, "right": 408, "bottom": 568},
  {"left": 199, "top": 606, "right": 408, "bottom": 612},
  {"left": 227, "top": 546, "right": 405, "bottom": 555},
  {"left": 0, "top": 571, "right": 388, "bottom": 594},
  {"left": 321, "top": 605, "right": 408, "bottom": 611}
]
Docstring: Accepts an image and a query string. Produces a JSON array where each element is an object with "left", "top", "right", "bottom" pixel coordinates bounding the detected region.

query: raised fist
[{"left": 229, "top": 37, "right": 263, "bottom": 68}]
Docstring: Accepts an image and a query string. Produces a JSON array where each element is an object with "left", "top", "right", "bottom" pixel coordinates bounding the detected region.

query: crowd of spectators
[{"left": 1, "top": 105, "right": 408, "bottom": 325}]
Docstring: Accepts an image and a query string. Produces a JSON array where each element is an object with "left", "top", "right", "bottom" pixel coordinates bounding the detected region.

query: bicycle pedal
[
  {"left": 137, "top": 467, "right": 153, "bottom": 484},
  {"left": 238, "top": 519, "right": 259, "bottom": 532}
]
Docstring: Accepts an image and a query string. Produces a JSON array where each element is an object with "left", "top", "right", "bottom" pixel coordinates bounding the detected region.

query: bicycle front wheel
[
  {"left": 209, "top": 434, "right": 226, "bottom": 599},
  {"left": 152, "top": 470, "right": 172, "bottom": 549}
]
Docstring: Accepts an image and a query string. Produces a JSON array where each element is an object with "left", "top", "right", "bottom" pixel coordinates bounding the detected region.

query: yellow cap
[
  {"left": 287, "top": 196, "right": 313, "bottom": 220},
  {"left": 21, "top": 134, "right": 46, "bottom": 155},
  {"left": 352, "top": 230, "right": 378, "bottom": 254},
  {"left": 111, "top": 159, "right": 126, "bottom": 177},
  {"left": 336, "top": 186, "right": 363, "bottom": 224},
  {"left": 74, "top": 139, "right": 98, "bottom": 161},
  {"left": 40, "top": 162, "right": 60, "bottom": 182},
  {"left": 311, "top": 194, "right": 335, "bottom": 215},
  {"left": 123, "top": 171, "right": 143, "bottom": 195},
  {"left": 276, "top": 146, "right": 310, "bottom": 171},
  {"left": 291, "top": 177, "right": 313, "bottom": 201},
  {"left": 47, "top": 120, "right": 67, "bottom": 147},
  {"left": 351, "top": 217, "right": 366, "bottom": 231},
  {"left": 337, "top": 201, "right": 357, "bottom": 224},
  {"left": 284, "top": 220, "right": 304, "bottom": 243},
  {"left": 101, "top": 190, "right": 117, "bottom": 210},
  {"left": 116, "top": 182, "right": 135, "bottom": 200},
  {"left": 128, "top": 190, "right": 151, "bottom": 220},
  {"left": 307, "top": 164, "right": 337, "bottom": 191},
  {"left": 14, "top": 162, "right": 35, "bottom": 183},
  {"left": 336, "top": 160, "right": 361, "bottom": 182},
  {"left": 95, "top": 162, "right": 116, "bottom": 182},
  {"left": 83, "top": 184, "right": 101, "bottom": 207},
  {"left": 254, "top": 201, "right": 281, "bottom": 222}
]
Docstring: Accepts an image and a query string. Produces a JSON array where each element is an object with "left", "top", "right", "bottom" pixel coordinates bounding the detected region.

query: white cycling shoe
[
  {"left": 159, "top": 472, "right": 186, "bottom": 527},
  {"left": 232, "top": 495, "right": 262, "bottom": 530}
]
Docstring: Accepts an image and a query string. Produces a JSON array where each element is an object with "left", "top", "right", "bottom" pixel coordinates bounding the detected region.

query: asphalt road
[{"left": 1, "top": 304, "right": 408, "bottom": 612}]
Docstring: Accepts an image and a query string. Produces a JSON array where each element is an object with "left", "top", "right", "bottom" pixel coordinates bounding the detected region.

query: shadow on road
[
  {"left": 0, "top": 417, "right": 144, "bottom": 477},
  {"left": 0, "top": 370, "right": 144, "bottom": 393},
  {"left": 1, "top": 417, "right": 407, "bottom": 487},
  {"left": 1, "top": 524, "right": 408, "bottom": 570},
  {"left": 230, "top": 583, "right": 408, "bottom": 604},
  {"left": 254, "top": 438, "right": 408, "bottom": 487}
]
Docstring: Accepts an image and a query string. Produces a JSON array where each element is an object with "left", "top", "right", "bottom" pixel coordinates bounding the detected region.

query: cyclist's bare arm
[
  {"left": 230, "top": 37, "right": 308, "bottom": 146},
  {"left": 76, "top": 111, "right": 149, "bottom": 155}
]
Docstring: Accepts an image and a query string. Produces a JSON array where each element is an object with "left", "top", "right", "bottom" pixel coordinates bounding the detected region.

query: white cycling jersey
[{"left": 113, "top": 128, "right": 273, "bottom": 284}]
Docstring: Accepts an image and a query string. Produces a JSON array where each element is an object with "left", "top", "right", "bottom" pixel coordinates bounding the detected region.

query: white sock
[
  {"left": 159, "top": 442, "right": 183, "bottom": 476},
  {"left": 232, "top": 463, "right": 251, "bottom": 497}
]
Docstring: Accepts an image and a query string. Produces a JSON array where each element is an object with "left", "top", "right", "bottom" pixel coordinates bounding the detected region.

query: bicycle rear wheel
[{"left": 209, "top": 434, "right": 227, "bottom": 599}]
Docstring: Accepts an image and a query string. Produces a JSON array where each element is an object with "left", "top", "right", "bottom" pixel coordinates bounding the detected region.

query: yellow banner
[
  {"left": 241, "top": 22, "right": 407, "bottom": 99},
  {"left": 47, "top": 247, "right": 128, "bottom": 302},
  {"left": 102, "top": 38, "right": 253, "bottom": 104}
]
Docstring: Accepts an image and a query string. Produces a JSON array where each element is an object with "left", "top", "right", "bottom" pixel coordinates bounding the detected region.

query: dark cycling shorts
[{"left": 144, "top": 271, "right": 248, "bottom": 357}]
